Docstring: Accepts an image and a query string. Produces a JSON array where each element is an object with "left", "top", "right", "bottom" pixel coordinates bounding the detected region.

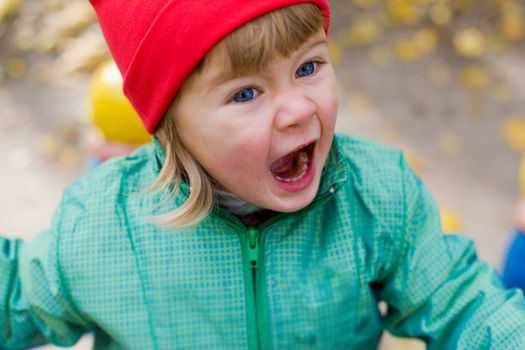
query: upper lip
[{"left": 270, "top": 139, "right": 317, "bottom": 164}]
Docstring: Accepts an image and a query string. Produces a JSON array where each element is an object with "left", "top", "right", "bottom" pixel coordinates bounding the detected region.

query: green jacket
[{"left": 1, "top": 134, "right": 525, "bottom": 349}]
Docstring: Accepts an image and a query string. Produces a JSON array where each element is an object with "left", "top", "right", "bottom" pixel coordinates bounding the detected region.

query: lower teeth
[{"left": 275, "top": 151, "right": 309, "bottom": 182}]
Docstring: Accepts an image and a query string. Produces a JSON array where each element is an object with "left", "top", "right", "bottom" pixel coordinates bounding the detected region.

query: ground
[{"left": 1, "top": 0, "right": 524, "bottom": 349}]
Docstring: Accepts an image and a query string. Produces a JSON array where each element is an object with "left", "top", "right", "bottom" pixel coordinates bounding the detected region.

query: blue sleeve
[{"left": 502, "top": 230, "right": 525, "bottom": 291}]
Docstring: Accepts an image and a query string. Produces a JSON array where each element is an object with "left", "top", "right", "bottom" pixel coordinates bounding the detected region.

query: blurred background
[{"left": 0, "top": 0, "right": 524, "bottom": 349}]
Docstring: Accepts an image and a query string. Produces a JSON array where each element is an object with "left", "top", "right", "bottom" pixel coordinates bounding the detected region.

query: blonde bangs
[{"left": 202, "top": 3, "right": 326, "bottom": 75}]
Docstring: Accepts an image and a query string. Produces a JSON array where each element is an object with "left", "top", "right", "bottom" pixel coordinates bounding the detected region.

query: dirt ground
[{"left": 1, "top": 0, "right": 524, "bottom": 349}]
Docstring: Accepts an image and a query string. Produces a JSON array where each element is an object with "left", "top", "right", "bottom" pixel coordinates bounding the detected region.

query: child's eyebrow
[
  {"left": 207, "top": 37, "right": 329, "bottom": 91},
  {"left": 207, "top": 70, "right": 240, "bottom": 90}
]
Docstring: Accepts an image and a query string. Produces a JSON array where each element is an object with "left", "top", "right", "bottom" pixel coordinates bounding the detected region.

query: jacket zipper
[
  {"left": 217, "top": 214, "right": 263, "bottom": 350},
  {"left": 247, "top": 227, "right": 261, "bottom": 349},
  {"left": 218, "top": 183, "right": 340, "bottom": 350}
]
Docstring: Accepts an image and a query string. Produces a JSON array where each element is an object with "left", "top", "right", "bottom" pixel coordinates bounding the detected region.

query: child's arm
[
  {"left": 378, "top": 157, "right": 525, "bottom": 349},
  {"left": 502, "top": 230, "right": 525, "bottom": 290},
  {"left": 1, "top": 194, "right": 92, "bottom": 348},
  {"left": 501, "top": 199, "right": 525, "bottom": 290}
]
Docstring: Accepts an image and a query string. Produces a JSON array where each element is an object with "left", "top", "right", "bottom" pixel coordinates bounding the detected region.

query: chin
[{"left": 269, "top": 185, "right": 319, "bottom": 213}]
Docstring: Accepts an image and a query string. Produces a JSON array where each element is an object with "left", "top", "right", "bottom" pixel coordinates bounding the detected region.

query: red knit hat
[{"left": 90, "top": 0, "right": 331, "bottom": 133}]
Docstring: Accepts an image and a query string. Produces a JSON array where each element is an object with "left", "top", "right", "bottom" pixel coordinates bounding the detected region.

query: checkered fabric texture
[{"left": 1, "top": 134, "right": 525, "bottom": 349}]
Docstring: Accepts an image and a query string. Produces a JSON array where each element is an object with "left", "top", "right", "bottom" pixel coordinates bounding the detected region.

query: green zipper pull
[{"left": 247, "top": 227, "right": 259, "bottom": 269}]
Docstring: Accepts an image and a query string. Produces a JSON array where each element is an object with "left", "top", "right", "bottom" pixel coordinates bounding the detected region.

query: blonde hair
[{"left": 152, "top": 3, "right": 326, "bottom": 227}]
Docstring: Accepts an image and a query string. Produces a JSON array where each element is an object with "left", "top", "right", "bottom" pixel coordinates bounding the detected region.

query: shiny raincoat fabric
[{"left": 1, "top": 134, "right": 525, "bottom": 349}]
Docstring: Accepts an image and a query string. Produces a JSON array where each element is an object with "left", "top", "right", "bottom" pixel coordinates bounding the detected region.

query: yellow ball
[{"left": 89, "top": 60, "right": 150, "bottom": 145}]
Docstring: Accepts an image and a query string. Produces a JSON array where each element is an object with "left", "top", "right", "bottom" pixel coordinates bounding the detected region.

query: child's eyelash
[
  {"left": 228, "top": 86, "right": 261, "bottom": 104},
  {"left": 297, "top": 59, "right": 326, "bottom": 76}
]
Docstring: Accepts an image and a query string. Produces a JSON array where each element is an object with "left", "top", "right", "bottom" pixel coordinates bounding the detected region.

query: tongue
[
  {"left": 270, "top": 154, "right": 295, "bottom": 177},
  {"left": 270, "top": 150, "right": 309, "bottom": 180}
]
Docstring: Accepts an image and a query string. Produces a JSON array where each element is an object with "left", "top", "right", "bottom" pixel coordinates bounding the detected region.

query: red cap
[{"left": 90, "top": 0, "right": 331, "bottom": 133}]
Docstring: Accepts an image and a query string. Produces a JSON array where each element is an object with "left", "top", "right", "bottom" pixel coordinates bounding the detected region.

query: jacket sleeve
[
  {"left": 1, "top": 190, "right": 92, "bottom": 349},
  {"left": 379, "top": 156, "right": 525, "bottom": 349},
  {"left": 502, "top": 230, "right": 525, "bottom": 290}
]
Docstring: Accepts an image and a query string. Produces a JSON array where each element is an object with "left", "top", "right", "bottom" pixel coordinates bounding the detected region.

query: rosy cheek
[{"left": 223, "top": 142, "right": 267, "bottom": 179}]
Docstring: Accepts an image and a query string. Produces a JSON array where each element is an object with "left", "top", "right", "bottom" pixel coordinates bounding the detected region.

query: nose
[{"left": 273, "top": 88, "right": 317, "bottom": 131}]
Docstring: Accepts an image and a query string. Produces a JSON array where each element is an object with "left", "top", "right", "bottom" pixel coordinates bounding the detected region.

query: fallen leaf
[
  {"left": 459, "top": 66, "right": 490, "bottom": 90},
  {"left": 328, "top": 40, "right": 343, "bottom": 67},
  {"left": 0, "top": 0, "right": 20, "bottom": 20},
  {"left": 403, "top": 148, "right": 428, "bottom": 176},
  {"left": 502, "top": 114, "right": 525, "bottom": 153},
  {"left": 352, "top": 0, "right": 379, "bottom": 10},
  {"left": 4, "top": 57, "right": 27, "bottom": 79},
  {"left": 37, "top": 134, "right": 61, "bottom": 158},
  {"left": 388, "top": 0, "right": 423, "bottom": 25},
  {"left": 438, "top": 133, "right": 463, "bottom": 155},
  {"left": 441, "top": 208, "right": 463, "bottom": 233},
  {"left": 58, "top": 145, "right": 80, "bottom": 169},
  {"left": 500, "top": 10, "right": 525, "bottom": 41},
  {"left": 430, "top": 2, "right": 453, "bottom": 26},
  {"left": 395, "top": 38, "right": 422, "bottom": 62},
  {"left": 344, "top": 16, "right": 382, "bottom": 46},
  {"left": 413, "top": 27, "right": 438, "bottom": 55},
  {"left": 453, "top": 28, "right": 487, "bottom": 58}
]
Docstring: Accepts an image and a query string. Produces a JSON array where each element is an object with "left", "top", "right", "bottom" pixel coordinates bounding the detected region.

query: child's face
[{"left": 173, "top": 30, "right": 338, "bottom": 213}]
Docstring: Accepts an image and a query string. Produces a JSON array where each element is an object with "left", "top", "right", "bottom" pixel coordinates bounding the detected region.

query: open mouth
[{"left": 270, "top": 142, "right": 315, "bottom": 183}]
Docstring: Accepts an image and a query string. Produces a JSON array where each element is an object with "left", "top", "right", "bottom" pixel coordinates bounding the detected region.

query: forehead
[{"left": 198, "top": 30, "right": 328, "bottom": 85}]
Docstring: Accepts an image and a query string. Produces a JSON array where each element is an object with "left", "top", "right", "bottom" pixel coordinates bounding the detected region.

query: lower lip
[{"left": 271, "top": 150, "right": 316, "bottom": 193}]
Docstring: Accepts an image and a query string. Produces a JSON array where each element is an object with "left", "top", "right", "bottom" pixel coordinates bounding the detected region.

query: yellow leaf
[
  {"left": 58, "top": 146, "right": 80, "bottom": 169},
  {"left": 352, "top": 0, "right": 378, "bottom": 9},
  {"left": 502, "top": 115, "right": 525, "bottom": 153},
  {"left": 328, "top": 40, "right": 343, "bottom": 68},
  {"left": 344, "top": 16, "right": 381, "bottom": 46},
  {"left": 37, "top": 134, "right": 61, "bottom": 158},
  {"left": 501, "top": 12, "right": 525, "bottom": 41},
  {"left": 13, "top": 28, "right": 36, "bottom": 52},
  {"left": 459, "top": 66, "right": 490, "bottom": 90},
  {"left": 5, "top": 58, "right": 27, "bottom": 79},
  {"left": 403, "top": 148, "right": 428, "bottom": 176},
  {"left": 413, "top": 27, "right": 438, "bottom": 54},
  {"left": 453, "top": 0, "right": 476, "bottom": 12},
  {"left": 0, "top": 0, "right": 20, "bottom": 20},
  {"left": 453, "top": 28, "right": 487, "bottom": 57},
  {"left": 430, "top": 2, "right": 453, "bottom": 26},
  {"left": 388, "top": 0, "right": 423, "bottom": 25},
  {"left": 438, "top": 133, "right": 463, "bottom": 155},
  {"left": 441, "top": 208, "right": 463, "bottom": 233},
  {"left": 395, "top": 39, "right": 422, "bottom": 62},
  {"left": 350, "top": 92, "right": 372, "bottom": 113}
]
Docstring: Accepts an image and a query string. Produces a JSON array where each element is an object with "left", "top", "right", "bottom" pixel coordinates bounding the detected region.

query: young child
[{"left": 1, "top": 1, "right": 525, "bottom": 349}]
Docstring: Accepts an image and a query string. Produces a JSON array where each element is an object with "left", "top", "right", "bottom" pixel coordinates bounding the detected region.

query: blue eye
[
  {"left": 232, "top": 88, "right": 258, "bottom": 103},
  {"left": 296, "top": 62, "right": 317, "bottom": 78}
]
